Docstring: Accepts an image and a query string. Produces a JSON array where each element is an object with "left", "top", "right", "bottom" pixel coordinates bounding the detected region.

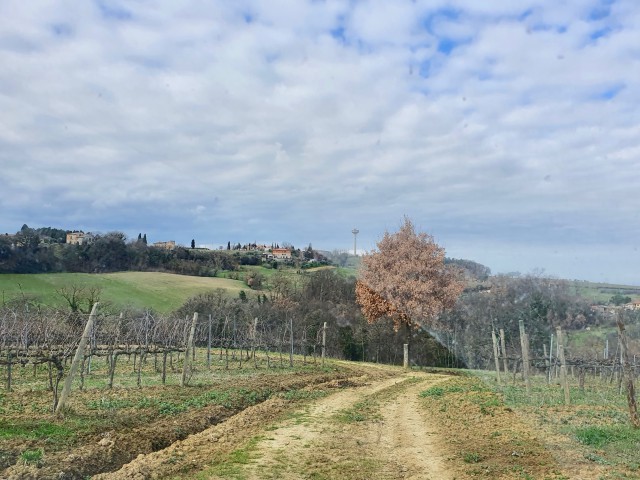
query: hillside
[{"left": 0, "top": 272, "right": 248, "bottom": 313}]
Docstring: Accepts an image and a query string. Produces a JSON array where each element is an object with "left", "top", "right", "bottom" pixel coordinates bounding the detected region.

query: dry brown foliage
[{"left": 356, "top": 217, "right": 464, "bottom": 330}]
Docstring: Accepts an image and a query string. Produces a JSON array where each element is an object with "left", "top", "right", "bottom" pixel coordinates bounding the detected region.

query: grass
[
  {"left": 19, "top": 448, "right": 43, "bottom": 466},
  {"left": 0, "top": 421, "right": 74, "bottom": 440},
  {"left": 335, "top": 398, "right": 382, "bottom": 423},
  {"left": 472, "top": 371, "right": 640, "bottom": 475},
  {"left": 569, "top": 280, "right": 640, "bottom": 303},
  {"left": 196, "top": 435, "right": 263, "bottom": 480},
  {"left": 0, "top": 271, "right": 248, "bottom": 313}
]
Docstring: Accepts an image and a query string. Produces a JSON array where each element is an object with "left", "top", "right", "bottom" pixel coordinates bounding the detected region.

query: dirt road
[{"left": 95, "top": 367, "right": 456, "bottom": 479}]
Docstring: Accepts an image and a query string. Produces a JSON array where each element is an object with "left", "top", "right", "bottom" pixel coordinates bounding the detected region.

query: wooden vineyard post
[
  {"left": 56, "top": 303, "right": 99, "bottom": 415},
  {"left": 500, "top": 329, "right": 508, "bottom": 375},
  {"left": 289, "top": 317, "right": 294, "bottom": 368},
  {"left": 181, "top": 312, "right": 198, "bottom": 387},
  {"left": 321, "top": 322, "right": 327, "bottom": 367},
  {"left": 616, "top": 313, "right": 640, "bottom": 428},
  {"left": 548, "top": 333, "right": 554, "bottom": 384},
  {"left": 518, "top": 320, "right": 531, "bottom": 394},
  {"left": 403, "top": 344, "right": 409, "bottom": 370},
  {"left": 556, "top": 326, "right": 570, "bottom": 405},
  {"left": 6, "top": 351, "right": 12, "bottom": 392},
  {"left": 252, "top": 317, "right": 258, "bottom": 368},
  {"left": 491, "top": 329, "right": 502, "bottom": 384},
  {"left": 207, "top": 314, "right": 212, "bottom": 370}
]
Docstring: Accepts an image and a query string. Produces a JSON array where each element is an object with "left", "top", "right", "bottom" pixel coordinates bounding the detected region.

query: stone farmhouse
[{"left": 66, "top": 231, "right": 94, "bottom": 245}]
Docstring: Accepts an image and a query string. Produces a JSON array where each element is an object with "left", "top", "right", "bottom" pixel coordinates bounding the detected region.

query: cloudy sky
[{"left": 1, "top": 0, "right": 639, "bottom": 283}]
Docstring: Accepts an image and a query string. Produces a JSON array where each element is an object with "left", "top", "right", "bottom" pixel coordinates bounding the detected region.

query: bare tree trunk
[{"left": 108, "top": 352, "right": 118, "bottom": 389}]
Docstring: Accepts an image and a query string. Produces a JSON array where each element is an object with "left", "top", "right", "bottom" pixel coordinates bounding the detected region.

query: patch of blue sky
[
  {"left": 126, "top": 55, "right": 167, "bottom": 70},
  {"left": 526, "top": 23, "right": 567, "bottom": 34},
  {"left": 589, "top": 26, "right": 612, "bottom": 41},
  {"left": 437, "top": 37, "right": 471, "bottom": 55},
  {"left": 595, "top": 83, "right": 625, "bottom": 100},
  {"left": 51, "top": 23, "right": 73, "bottom": 37},
  {"left": 96, "top": 0, "right": 132, "bottom": 21},
  {"left": 330, "top": 26, "right": 347, "bottom": 44},
  {"left": 422, "top": 7, "right": 460, "bottom": 35},
  {"left": 418, "top": 59, "right": 431, "bottom": 78},
  {"left": 517, "top": 8, "right": 535, "bottom": 21},
  {"left": 243, "top": 12, "right": 253, "bottom": 23},
  {"left": 588, "top": 0, "right": 614, "bottom": 21}
]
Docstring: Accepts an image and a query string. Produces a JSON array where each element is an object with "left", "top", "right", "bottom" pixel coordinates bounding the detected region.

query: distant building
[
  {"left": 272, "top": 248, "right": 291, "bottom": 260},
  {"left": 152, "top": 240, "right": 176, "bottom": 250},
  {"left": 66, "top": 231, "right": 94, "bottom": 245}
]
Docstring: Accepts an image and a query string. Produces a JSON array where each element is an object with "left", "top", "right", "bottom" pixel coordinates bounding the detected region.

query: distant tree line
[
  {"left": 0, "top": 226, "right": 237, "bottom": 275},
  {"left": 0, "top": 225, "right": 333, "bottom": 275}
]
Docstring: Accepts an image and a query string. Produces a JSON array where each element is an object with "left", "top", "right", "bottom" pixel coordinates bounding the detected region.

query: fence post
[
  {"left": 289, "top": 317, "right": 294, "bottom": 368},
  {"left": 6, "top": 351, "right": 12, "bottom": 392},
  {"left": 403, "top": 344, "right": 409, "bottom": 370},
  {"left": 491, "top": 329, "right": 501, "bottom": 384},
  {"left": 56, "top": 303, "right": 99, "bottom": 415},
  {"left": 548, "top": 333, "right": 554, "bottom": 384},
  {"left": 543, "top": 343, "right": 549, "bottom": 384},
  {"left": 500, "top": 328, "right": 508, "bottom": 374},
  {"left": 616, "top": 313, "right": 640, "bottom": 428},
  {"left": 556, "top": 326, "right": 570, "bottom": 405},
  {"left": 181, "top": 312, "right": 198, "bottom": 387},
  {"left": 207, "top": 314, "right": 212, "bottom": 370},
  {"left": 321, "top": 322, "right": 327, "bottom": 367},
  {"left": 518, "top": 320, "right": 531, "bottom": 394}
]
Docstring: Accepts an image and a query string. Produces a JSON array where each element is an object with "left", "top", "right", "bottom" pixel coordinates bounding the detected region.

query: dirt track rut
[{"left": 96, "top": 368, "right": 453, "bottom": 479}]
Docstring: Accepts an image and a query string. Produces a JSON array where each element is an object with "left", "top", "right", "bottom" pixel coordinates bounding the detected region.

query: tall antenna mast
[{"left": 351, "top": 228, "right": 359, "bottom": 256}]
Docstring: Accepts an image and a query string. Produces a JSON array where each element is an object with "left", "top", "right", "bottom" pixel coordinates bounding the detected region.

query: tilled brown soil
[{"left": 3, "top": 368, "right": 377, "bottom": 480}]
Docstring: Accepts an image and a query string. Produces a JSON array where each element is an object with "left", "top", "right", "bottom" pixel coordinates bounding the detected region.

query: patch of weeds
[
  {"left": 136, "top": 396, "right": 158, "bottom": 409},
  {"left": 0, "top": 420, "right": 73, "bottom": 441},
  {"left": 463, "top": 452, "right": 482, "bottom": 463},
  {"left": 420, "top": 386, "right": 446, "bottom": 398},
  {"left": 584, "top": 452, "right": 611, "bottom": 465},
  {"left": 158, "top": 402, "right": 188, "bottom": 416},
  {"left": 198, "top": 436, "right": 262, "bottom": 480},
  {"left": 336, "top": 399, "right": 381, "bottom": 423},
  {"left": 575, "top": 425, "right": 640, "bottom": 448},
  {"left": 419, "top": 384, "right": 466, "bottom": 398},
  {"left": 29, "top": 402, "right": 49, "bottom": 414},
  {"left": 19, "top": 448, "right": 43, "bottom": 466},
  {"left": 279, "top": 389, "right": 328, "bottom": 401},
  {"left": 86, "top": 397, "right": 134, "bottom": 411}
]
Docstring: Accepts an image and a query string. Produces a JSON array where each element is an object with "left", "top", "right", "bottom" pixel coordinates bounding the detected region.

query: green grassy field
[
  {"left": 569, "top": 280, "right": 640, "bottom": 303},
  {"left": 0, "top": 272, "right": 249, "bottom": 313}
]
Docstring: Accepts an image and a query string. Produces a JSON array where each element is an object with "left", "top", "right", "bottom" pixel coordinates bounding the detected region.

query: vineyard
[{"left": 0, "top": 301, "right": 354, "bottom": 479}]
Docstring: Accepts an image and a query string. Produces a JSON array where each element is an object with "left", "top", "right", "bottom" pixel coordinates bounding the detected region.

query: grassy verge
[
  {"left": 469, "top": 372, "right": 640, "bottom": 479},
  {"left": 419, "top": 374, "right": 567, "bottom": 479}
]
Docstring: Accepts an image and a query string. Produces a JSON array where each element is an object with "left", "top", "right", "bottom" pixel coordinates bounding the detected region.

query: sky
[{"left": 1, "top": 0, "right": 639, "bottom": 284}]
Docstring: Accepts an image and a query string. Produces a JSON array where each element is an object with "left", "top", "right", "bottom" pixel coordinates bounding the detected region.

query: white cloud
[{"left": 0, "top": 0, "right": 639, "bottom": 282}]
